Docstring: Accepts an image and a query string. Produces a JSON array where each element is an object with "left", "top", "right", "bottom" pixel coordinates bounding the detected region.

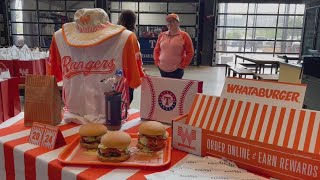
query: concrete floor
[{"left": 130, "top": 65, "right": 226, "bottom": 109}]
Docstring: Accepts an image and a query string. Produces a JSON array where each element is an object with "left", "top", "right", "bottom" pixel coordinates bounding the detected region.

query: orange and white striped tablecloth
[{"left": 0, "top": 109, "right": 189, "bottom": 180}]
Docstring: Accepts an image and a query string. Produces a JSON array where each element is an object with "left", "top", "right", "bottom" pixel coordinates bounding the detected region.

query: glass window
[
  {"left": 245, "top": 41, "right": 275, "bottom": 53},
  {"left": 216, "top": 53, "right": 236, "bottom": 64},
  {"left": 218, "top": 15, "right": 247, "bottom": 27},
  {"left": 10, "top": 0, "right": 37, "bottom": 10},
  {"left": 12, "top": 23, "right": 38, "bottom": 35},
  {"left": 110, "top": 2, "right": 120, "bottom": 11},
  {"left": 38, "top": 0, "right": 65, "bottom": 10},
  {"left": 11, "top": 11, "right": 37, "bottom": 22},
  {"left": 139, "top": 14, "right": 166, "bottom": 25},
  {"left": 67, "top": 12, "right": 76, "bottom": 22},
  {"left": 216, "top": 40, "right": 245, "bottom": 52},
  {"left": 246, "top": 28, "right": 276, "bottom": 40},
  {"left": 215, "top": 3, "right": 304, "bottom": 63},
  {"left": 111, "top": 2, "right": 138, "bottom": 11},
  {"left": 217, "top": 28, "right": 246, "bottom": 39},
  {"left": 139, "top": 2, "right": 167, "bottom": 12},
  {"left": 169, "top": 3, "right": 197, "bottom": 13},
  {"left": 278, "top": 16, "right": 304, "bottom": 28},
  {"left": 110, "top": 13, "right": 120, "bottom": 24},
  {"left": 12, "top": 35, "right": 39, "bottom": 47},
  {"left": 275, "top": 41, "right": 300, "bottom": 53},
  {"left": 279, "top": 4, "right": 305, "bottom": 15},
  {"left": 276, "top": 29, "right": 302, "bottom": 40},
  {"left": 249, "top": 4, "right": 278, "bottom": 14},
  {"left": 38, "top": 12, "right": 67, "bottom": 23},
  {"left": 185, "top": 27, "right": 196, "bottom": 38},
  {"left": 178, "top": 14, "right": 196, "bottom": 26},
  {"left": 219, "top": 3, "right": 248, "bottom": 14},
  {"left": 66, "top": 1, "right": 95, "bottom": 11},
  {"left": 248, "top": 15, "right": 277, "bottom": 27},
  {"left": 39, "top": 24, "right": 60, "bottom": 35}
]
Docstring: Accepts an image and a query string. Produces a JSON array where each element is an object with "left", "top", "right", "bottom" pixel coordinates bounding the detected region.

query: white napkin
[{"left": 145, "top": 156, "right": 268, "bottom": 180}]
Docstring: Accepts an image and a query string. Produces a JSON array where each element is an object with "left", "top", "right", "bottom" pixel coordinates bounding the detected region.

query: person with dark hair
[
  {"left": 117, "top": 9, "right": 137, "bottom": 32},
  {"left": 118, "top": 9, "right": 145, "bottom": 105}
]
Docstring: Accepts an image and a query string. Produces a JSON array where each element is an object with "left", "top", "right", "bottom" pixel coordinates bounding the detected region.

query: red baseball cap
[{"left": 166, "top": 13, "right": 180, "bottom": 22}]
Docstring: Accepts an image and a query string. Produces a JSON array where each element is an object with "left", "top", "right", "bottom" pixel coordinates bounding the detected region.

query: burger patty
[
  {"left": 98, "top": 148, "right": 127, "bottom": 157},
  {"left": 81, "top": 135, "right": 103, "bottom": 144},
  {"left": 138, "top": 134, "right": 166, "bottom": 151}
]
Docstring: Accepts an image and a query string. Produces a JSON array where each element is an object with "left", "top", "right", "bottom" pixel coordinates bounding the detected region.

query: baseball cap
[{"left": 166, "top": 13, "right": 179, "bottom": 22}]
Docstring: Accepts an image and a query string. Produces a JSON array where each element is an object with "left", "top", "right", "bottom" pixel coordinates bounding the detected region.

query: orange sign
[
  {"left": 172, "top": 93, "right": 320, "bottom": 180},
  {"left": 221, "top": 77, "right": 306, "bottom": 108},
  {"left": 28, "top": 122, "right": 66, "bottom": 149}
]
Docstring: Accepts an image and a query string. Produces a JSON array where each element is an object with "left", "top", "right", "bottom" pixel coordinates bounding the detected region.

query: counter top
[{"left": 279, "top": 60, "right": 303, "bottom": 68}]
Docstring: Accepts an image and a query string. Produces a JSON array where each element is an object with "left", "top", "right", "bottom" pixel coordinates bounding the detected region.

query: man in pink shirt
[{"left": 153, "top": 13, "right": 194, "bottom": 79}]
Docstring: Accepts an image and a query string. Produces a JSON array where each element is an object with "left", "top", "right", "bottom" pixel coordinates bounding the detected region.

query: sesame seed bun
[
  {"left": 139, "top": 121, "right": 166, "bottom": 136},
  {"left": 100, "top": 131, "right": 131, "bottom": 149},
  {"left": 79, "top": 123, "right": 108, "bottom": 137}
]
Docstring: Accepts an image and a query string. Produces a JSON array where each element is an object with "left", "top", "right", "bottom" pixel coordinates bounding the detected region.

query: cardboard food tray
[{"left": 58, "top": 134, "right": 171, "bottom": 167}]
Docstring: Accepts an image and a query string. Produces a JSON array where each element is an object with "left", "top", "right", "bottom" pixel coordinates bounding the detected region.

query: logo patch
[
  {"left": 158, "top": 90, "right": 177, "bottom": 111},
  {"left": 178, "top": 126, "right": 196, "bottom": 145},
  {"left": 62, "top": 56, "right": 116, "bottom": 79}
]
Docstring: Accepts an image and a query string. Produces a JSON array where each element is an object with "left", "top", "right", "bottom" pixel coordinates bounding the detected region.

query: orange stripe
[
  {"left": 293, "top": 110, "right": 306, "bottom": 150},
  {"left": 304, "top": 112, "right": 316, "bottom": 152},
  {"left": 127, "top": 149, "right": 188, "bottom": 180},
  {"left": 213, "top": 99, "right": 227, "bottom": 131},
  {"left": 24, "top": 134, "right": 79, "bottom": 179},
  {"left": 254, "top": 105, "right": 268, "bottom": 141},
  {"left": 221, "top": 100, "right": 235, "bottom": 133},
  {"left": 77, "top": 168, "right": 114, "bottom": 180},
  {"left": 48, "top": 159, "right": 63, "bottom": 180},
  {"left": 192, "top": 95, "right": 206, "bottom": 127},
  {"left": 127, "top": 112, "right": 140, "bottom": 121},
  {"left": 245, "top": 103, "right": 259, "bottom": 139},
  {"left": 237, "top": 102, "right": 251, "bottom": 137},
  {"left": 4, "top": 122, "right": 79, "bottom": 179},
  {"left": 263, "top": 106, "right": 277, "bottom": 143},
  {"left": 0, "top": 122, "right": 29, "bottom": 137},
  {"left": 314, "top": 124, "right": 320, "bottom": 154},
  {"left": 273, "top": 107, "right": 287, "bottom": 145},
  {"left": 205, "top": 97, "right": 221, "bottom": 130},
  {"left": 4, "top": 136, "right": 29, "bottom": 179},
  {"left": 282, "top": 109, "right": 296, "bottom": 148},
  {"left": 229, "top": 101, "right": 243, "bottom": 135},
  {"left": 186, "top": 94, "right": 200, "bottom": 125},
  {"left": 198, "top": 96, "right": 214, "bottom": 128}
]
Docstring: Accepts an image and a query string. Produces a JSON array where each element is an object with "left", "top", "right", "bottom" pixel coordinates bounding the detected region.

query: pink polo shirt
[{"left": 153, "top": 30, "right": 194, "bottom": 72}]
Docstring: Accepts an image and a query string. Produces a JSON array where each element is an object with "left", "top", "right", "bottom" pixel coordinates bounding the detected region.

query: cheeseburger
[
  {"left": 137, "top": 121, "right": 167, "bottom": 151},
  {"left": 97, "top": 131, "right": 131, "bottom": 162},
  {"left": 79, "top": 123, "right": 107, "bottom": 149}
]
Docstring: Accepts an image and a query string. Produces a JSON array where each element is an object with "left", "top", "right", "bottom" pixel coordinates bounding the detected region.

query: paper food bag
[
  {"left": 24, "top": 74, "right": 62, "bottom": 126},
  {"left": 140, "top": 76, "right": 203, "bottom": 124}
]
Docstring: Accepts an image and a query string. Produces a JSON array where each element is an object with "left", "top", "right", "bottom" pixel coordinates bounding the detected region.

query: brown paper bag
[{"left": 24, "top": 74, "right": 61, "bottom": 126}]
